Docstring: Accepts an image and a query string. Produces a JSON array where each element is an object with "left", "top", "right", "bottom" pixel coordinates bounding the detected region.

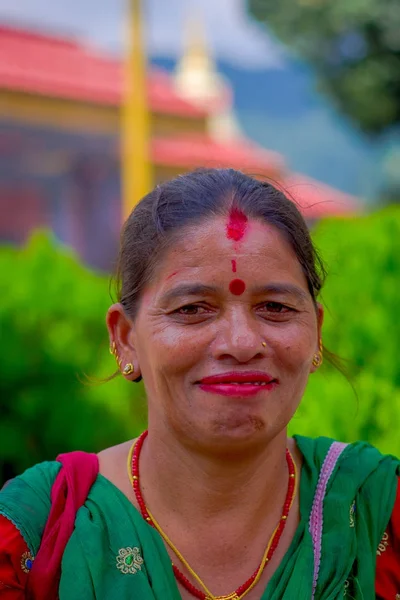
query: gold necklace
[{"left": 127, "top": 433, "right": 297, "bottom": 600}]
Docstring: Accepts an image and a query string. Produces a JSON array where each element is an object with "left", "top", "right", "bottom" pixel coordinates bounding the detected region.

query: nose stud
[{"left": 261, "top": 342, "right": 267, "bottom": 348}]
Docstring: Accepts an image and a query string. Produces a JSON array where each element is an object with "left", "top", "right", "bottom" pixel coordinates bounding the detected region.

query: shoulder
[
  {"left": 294, "top": 434, "right": 400, "bottom": 474},
  {"left": 0, "top": 460, "right": 62, "bottom": 557},
  {"left": 296, "top": 436, "right": 399, "bottom": 540},
  {"left": 295, "top": 435, "right": 399, "bottom": 511},
  {"left": 97, "top": 439, "right": 136, "bottom": 503},
  {"left": 1, "top": 460, "right": 61, "bottom": 509}
]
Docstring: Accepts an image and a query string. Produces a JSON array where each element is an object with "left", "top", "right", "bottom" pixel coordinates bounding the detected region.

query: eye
[
  {"left": 172, "top": 304, "right": 215, "bottom": 321},
  {"left": 265, "top": 302, "right": 288, "bottom": 313},
  {"left": 257, "top": 301, "right": 294, "bottom": 315},
  {"left": 176, "top": 304, "right": 204, "bottom": 315}
]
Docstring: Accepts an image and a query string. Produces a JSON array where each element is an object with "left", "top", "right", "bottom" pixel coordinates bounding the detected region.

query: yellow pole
[{"left": 121, "top": 0, "right": 152, "bottom": 221}]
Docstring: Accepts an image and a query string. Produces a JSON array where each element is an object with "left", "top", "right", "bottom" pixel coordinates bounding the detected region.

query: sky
[{"left": 0, "top": 0, "right": 286, "bottom": 69}]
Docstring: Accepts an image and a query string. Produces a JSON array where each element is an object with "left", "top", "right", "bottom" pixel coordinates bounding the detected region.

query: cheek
[
  {"left": 137, "top": 325, "right": 203, "bottom": 377},
  {"left": 269, "top": 325, "right": 315, "bottom": 372}
]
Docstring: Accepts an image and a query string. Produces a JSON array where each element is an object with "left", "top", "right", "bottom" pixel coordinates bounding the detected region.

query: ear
[
  {"left": 310, "top": 302, "right": 324, "bottom": 373},
  {"left": 106, "top": 303, "right": 142, "bottom": 381},
  {"left": 316, "top": 302, "right": 324, "bottom": 341}
]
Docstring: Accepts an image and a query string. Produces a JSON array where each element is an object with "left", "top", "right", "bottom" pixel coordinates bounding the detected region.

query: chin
[{"left": 210, "top": 415, "right": 267, "bottom": 444}]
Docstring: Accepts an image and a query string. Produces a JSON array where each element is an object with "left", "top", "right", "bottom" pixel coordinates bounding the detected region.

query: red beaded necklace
[{"left": 130, "top": 431, "right": 296, "bottom": 600}]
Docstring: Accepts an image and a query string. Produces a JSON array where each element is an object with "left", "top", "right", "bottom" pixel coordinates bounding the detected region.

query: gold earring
[
  {"left": 312, "top": 353, "right": 322, "bottom": 367},
  {"left": 122, "top": 363, "right": 134, "bottom": 375},
  {"left": 312, "top": 340, "right": 323, "bottom": 367},
  {"left": 110, "top": 342, "right": 122, "bottom": 367}
]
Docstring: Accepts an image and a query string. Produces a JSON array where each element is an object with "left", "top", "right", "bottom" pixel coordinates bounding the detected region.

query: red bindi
[
  {"left": 226, "top": 208, "right": 248, "bottom": 242},
  {"left": 229, "top": 279, "right": 246, "bottom": 295},
  {"left": 231, "top": 259, "right": 237, "bottom": 273}
]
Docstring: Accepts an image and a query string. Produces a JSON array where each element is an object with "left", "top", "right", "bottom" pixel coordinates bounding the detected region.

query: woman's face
[{"left": 110, "top": 214, "right": 323, "bottom": 451}]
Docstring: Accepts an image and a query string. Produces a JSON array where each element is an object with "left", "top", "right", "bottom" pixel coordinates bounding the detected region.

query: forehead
[{"left": 151, "top": 216, "right": 306, "bottom": 285}]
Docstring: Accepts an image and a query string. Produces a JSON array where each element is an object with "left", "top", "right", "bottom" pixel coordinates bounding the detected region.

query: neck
[{"left": 138, "top": 426, "right": 290, "bottom": 535}]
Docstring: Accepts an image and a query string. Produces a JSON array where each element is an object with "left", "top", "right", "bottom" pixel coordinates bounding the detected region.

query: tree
[
  {"left": 0, "top": 233, "right": 147, "bottom": 483},
  {"left": 290, "top": 207, "right": 400, "bottom": 455},
  {"left": 248, "top": 0, "right": 400, "bottom": 135}
]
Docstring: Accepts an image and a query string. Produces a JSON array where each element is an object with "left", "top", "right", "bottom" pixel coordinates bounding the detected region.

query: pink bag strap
[
  {"left": 27, "top": 451, "right": 99, "bottom": 600},
  {"left": 309, "top": 441, "right": 348, "bottom": 599}
]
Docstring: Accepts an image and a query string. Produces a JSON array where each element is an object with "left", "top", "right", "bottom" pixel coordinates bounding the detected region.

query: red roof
[
  {"left": 0, "top": 26, "right": 359, "bottom": 219},
  {"left": 151, "top": 139, "right": 357, "bottom": 217},
  {"left": 279, "top": 173, "right": 359, "bottom": 218},
  {"left": 151, "top": 134, "right": 284, "bottom": 175},
  {"left": 0, "top": 25, "right": 207, "bottom": 117}
]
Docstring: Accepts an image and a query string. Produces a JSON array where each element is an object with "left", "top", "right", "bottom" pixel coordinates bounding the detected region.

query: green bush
[
  {"left": 1, "top": 207, "right": 399, "bottom": 481},
  {"left": 290, "top": 207, "right": 400, "bottom": 456},
  {"left": 0, "top": 232, "right": 146, "bottom": 482}
]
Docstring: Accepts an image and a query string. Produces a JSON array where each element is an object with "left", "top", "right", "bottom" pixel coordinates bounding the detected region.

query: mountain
[{"left": 151, "top": 56, "right": 385, "bottom": 201}]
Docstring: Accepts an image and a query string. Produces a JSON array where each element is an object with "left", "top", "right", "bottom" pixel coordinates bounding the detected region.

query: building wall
[
  {"left": 0, "top": 90, "right": 209, "bottom": 270},
  {"left": 0, "top": 90, "right": 208, "bottom": 137},
  {"left": 0, "top": 120, "right": 120, "bottom": 270}
]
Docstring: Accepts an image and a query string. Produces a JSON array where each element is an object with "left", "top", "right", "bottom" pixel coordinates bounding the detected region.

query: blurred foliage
[
  {"left": 290, "top": 206, "right": 400, "bottom": 456},
  {"left": 248, "top": 0, "right": 400, "bottom": 134},
  {"left": 1, "top": 208, "right": 400, "bottom": 482},
  {"left": 0, "top": 232, "right": 147, "bottom": 483}
]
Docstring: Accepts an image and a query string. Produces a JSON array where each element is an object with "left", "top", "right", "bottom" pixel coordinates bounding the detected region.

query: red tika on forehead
[
  {"left": 226, "top": 208, "right": 248, "bottom": 242},
  {"left": 229, "top": 279, "right": 246, "bottom": 295},
  {"left": 231, "top": 259, "right": 237, "bottom": 273}
]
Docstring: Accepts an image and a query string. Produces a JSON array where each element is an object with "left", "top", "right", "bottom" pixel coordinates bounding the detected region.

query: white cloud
[{"left": 0, "top": 0, "right": 285, "bottom": 69}]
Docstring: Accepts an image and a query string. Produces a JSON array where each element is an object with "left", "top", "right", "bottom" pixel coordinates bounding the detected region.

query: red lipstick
[{"left": 198, "top": 371, "right": 277, "bottom": 397}]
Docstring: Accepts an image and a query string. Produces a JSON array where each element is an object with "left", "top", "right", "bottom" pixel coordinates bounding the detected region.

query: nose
[{"left": 212, "top": 307, "right": 264, "bottom": 364}]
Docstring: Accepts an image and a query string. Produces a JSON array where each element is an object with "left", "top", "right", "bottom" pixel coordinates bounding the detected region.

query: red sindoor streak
[
  {"left": 226, "top": 208, "right": 248, "bottom": 242},
  {"left": 227, "top": 209, "right": 247, "bottom": 295}
]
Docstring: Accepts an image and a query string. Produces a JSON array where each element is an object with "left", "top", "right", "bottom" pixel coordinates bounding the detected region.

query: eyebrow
[
  {"left": 251, "top": 283, "right": 310, "bottom": 303},
  {"left": 160, "top": 282, "right": 309, "bottom": 304},
  {"left": 160, "top": 284, "right": 219, "bottom": 304}
]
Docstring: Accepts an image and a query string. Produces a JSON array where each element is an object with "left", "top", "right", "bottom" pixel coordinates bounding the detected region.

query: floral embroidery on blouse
[
  {"left": 116, "top": 547, "right": 144, "bottom": 574},
  {"left": 377, "top": 531, "right": 389, "bottom": 556}
]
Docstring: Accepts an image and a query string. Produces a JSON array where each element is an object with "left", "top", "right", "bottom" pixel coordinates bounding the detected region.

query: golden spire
[{"left": 174, "top": 11, "right": 224, "bottom": 104}]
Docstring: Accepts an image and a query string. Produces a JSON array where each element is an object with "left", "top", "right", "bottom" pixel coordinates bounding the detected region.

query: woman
[{"left": 0, "top": 168, "right": 399, "bottom": 599}]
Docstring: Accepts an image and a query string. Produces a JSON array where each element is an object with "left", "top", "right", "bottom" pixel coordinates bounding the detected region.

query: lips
[
  {"left": 197, "top": 371, "right": 278, "bottom": 397},
  {"left": 199, "top": 371, "right": 276, "bottom": 385}
]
